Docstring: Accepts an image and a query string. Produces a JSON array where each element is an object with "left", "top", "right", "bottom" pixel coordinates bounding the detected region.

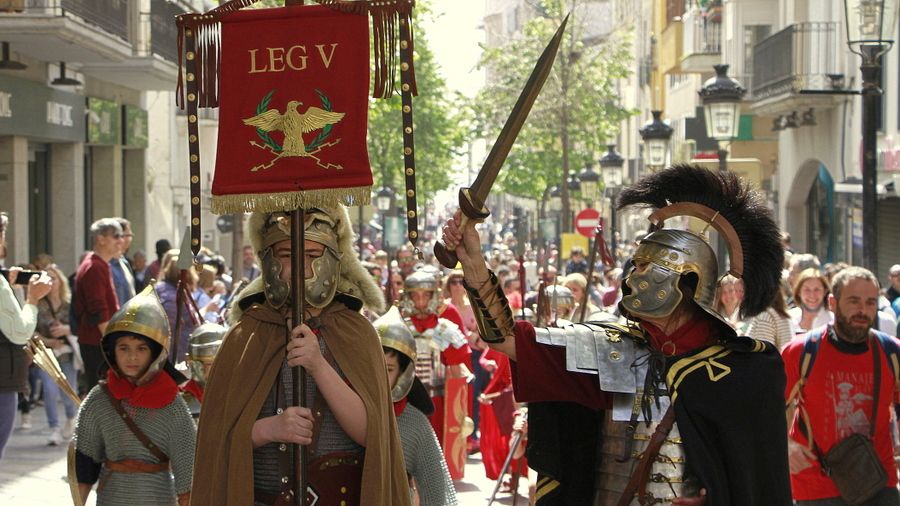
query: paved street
[{"left": 0, "top": 403, "right": 527, "bottom": 505}]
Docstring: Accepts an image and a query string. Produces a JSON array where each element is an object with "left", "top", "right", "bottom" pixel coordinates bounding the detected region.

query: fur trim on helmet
[
  {"left": 247, "top": 205, "right": 385, "bottom": 313},
  {"left": 617, "top": 164, "right": 783, "bottom": 319}
]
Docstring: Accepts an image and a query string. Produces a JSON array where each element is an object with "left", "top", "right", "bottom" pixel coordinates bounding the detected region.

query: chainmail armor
[
  {"left": 253, "top": 335, "right": 363, "bottom": 498},
  {"left": 73, "top": 384, "right": 196, "bottom": 505},
  {"left": 397, "top": 404, "right": 458, "bottom": 505}
]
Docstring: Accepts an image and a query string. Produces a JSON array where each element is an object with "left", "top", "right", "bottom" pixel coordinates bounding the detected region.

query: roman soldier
[
  {"left": 442, "top": 164, "right": 791, "bottom": 505},
  {"left": 72, "top": 285, "right": 196, "bottom": 506},
  {"left": 376, "top": 306, "right": 457, "bottom": 505},
  {"left": 399, "top": 268, "right": 472, "bottom": 479},
  {"left": 181, "top": 322, "right": 225, "bottom": 416},
  {"left": 192, "top": 206, "right": 409, "bottom": 506}
]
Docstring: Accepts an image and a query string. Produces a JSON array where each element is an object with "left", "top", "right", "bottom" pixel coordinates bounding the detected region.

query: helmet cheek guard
[
  {"left": 260, "top": 246, "right": 290, "bottom": 309},
  {"left": 305, "top": 248, "right": 341, "bottom": 308},
  {"left": 621, "top": 263, "right": 684, "bottom": 319}
]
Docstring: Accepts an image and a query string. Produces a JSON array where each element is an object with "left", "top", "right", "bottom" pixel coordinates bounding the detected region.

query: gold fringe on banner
[{"left": 211, "top": 186, "right": 373, "bottom": 215}]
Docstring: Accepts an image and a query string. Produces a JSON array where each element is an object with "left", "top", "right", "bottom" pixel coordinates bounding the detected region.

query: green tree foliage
[
  {"left": 474, "top": 0, "right": 636, "bottom": 229},
  {"left": 367, "top": 19, "right": 466, "bottom": 205}
]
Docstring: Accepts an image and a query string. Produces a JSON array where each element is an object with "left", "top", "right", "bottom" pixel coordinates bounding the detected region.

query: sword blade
[{"left": 470, "top": 14, "right": 569, "bottom": 206}]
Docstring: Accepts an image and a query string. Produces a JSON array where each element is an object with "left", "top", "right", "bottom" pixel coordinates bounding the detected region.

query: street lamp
[
  {"left": 699, "top": 64, "right": 745, "bottom": 273},
  {"left": 578, "top": 162, "right": 601, "bottom": 204},
  {"left": 548, "top": 185, "right": 562, "bottom": 213},
  {"left": 375, "top": 186, "right": 395, "bottom": 251},
  {"left": 639, "top": 110, "right": 674, "bottom": 169},
  {"left": 599, "top": 144, "right": 624, "bottom": 262},
  {"left": 843, "top": 0, "right": 899, "bottom": 272}
]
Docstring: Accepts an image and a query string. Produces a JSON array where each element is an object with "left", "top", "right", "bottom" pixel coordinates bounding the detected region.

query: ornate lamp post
[
  {"left": 578, "top": 161, "right": 601, "bottom": 205},
  {"left": 639, "top": 110, "right": 674, "bottom": 169},
  {"left": 375, "top": 186, "right": 395, "bottom": 250},
  {"left": 699, "top": 64, "right": 745, "bottom": 271},
  {"left": 843, "top": 0, "right": 899, "bottom": 272},
  {"left": 599, "top": 144, "right": 624, "bottom": 262}
]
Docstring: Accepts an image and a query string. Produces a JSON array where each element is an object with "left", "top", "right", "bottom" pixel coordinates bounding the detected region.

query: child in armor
[{"left": 73, "top": 285, "right": 196, "bottom": 505}]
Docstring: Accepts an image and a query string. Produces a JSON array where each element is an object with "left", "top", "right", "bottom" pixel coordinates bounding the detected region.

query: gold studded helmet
[
  {"left": 375, "top": 307, "right": 417, "bottom": 402},
  {"left": 616, "top": 164, "right": 784, "bottom": 336},
  {"left": 101, "top": 285, "right": 171, "bottom": 386}
]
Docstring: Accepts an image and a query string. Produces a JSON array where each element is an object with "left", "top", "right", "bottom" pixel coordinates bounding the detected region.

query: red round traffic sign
[{"left": 574, "top": 208, "right": 601, "bottom": 237}]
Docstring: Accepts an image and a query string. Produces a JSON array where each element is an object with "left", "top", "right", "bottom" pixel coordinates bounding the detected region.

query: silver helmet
[
  {"left": 375, "top": 307, "right": 417, "bottom": 402},
  {"left": 187, "top": 323, "right": 225, "bottom": 386}
]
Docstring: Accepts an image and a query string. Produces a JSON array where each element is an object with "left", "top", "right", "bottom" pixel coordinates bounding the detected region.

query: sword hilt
[{"left": 434, "top": 188, "right": 491, "bottom": 268}]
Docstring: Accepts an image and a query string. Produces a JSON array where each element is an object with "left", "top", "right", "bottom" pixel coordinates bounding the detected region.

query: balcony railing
[
  {"left": 150, "top": 0, "right": 187, "bottom": 63},
  {"left": 62, "top": 0, "right": 128, "bottom": 41},
  {"left": 683, "top": 9, "right": 720, "bottom": 55},
  {"left": 752, "top": 22, "right": 844, "bottom": 100}
]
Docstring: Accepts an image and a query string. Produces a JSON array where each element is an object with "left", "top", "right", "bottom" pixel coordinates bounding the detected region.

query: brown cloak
[{"left": 191, "top": 298, "right": 410, "bottom": 505}]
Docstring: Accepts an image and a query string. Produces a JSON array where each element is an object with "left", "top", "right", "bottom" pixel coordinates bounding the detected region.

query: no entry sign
[{"left": 574, "top": 208, "right": 601, "bottom": 237}]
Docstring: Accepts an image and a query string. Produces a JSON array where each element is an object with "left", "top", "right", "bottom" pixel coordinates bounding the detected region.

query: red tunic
[
  {"left": 509, "top": 321, "right": 611, "bottom": 411},
  {"left": 479, "top": 348, "right": 528, "bottom": 480},
  {"left": 408, "top": 306, "right": 471, "bottom": 440}
]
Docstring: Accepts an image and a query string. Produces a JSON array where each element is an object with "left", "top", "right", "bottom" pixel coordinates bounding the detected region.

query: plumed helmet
[
  {"left": 616, "top": 164, "right": 784, "bottom": 336},
  {"left": 101, "top": 285, "right": 171, "bottom": 385},
  {"left": 375, "top": 307, "right": 417, "bottom": 402}
]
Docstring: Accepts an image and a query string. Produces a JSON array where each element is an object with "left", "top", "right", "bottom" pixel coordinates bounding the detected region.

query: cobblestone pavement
[{"left": 0, "top": 403, "right": 526, "bottom": 505}]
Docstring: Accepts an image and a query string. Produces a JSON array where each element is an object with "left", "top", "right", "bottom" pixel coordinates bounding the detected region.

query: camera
[{"left": 0, "top": 268, "right": 43, "bottom": 285}]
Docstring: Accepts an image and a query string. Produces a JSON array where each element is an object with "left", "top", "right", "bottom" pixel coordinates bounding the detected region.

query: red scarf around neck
[
  {"left": 105, "top": 368, "right": 179, "bottom": 409},
  {"left": 642, "top": 317, "right": 716, "bottom": 356},
  {"left": 392, "top": 397, "right": 408, "bottom": 417}
]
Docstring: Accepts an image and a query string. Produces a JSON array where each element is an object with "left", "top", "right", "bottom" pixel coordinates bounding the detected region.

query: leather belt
[{"left": 104, "top": 459, "right": 170, "bottom": 474}]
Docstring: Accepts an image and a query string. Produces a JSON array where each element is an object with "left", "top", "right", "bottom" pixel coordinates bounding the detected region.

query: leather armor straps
[{"left": 463, "top": 271, "right": 515, "bottom": 344}]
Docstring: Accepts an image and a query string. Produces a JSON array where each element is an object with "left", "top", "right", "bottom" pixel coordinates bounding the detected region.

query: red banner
[{"left": 211, "top": 6, "right": 373, "bottom": 213}]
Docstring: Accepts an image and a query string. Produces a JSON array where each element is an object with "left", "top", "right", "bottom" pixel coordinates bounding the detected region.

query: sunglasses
[{"left": 448, "top": 279, "right": 464, "bottom": 285}]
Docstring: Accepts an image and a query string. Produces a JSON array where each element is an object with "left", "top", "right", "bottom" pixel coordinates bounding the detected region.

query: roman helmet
[
  {"left": 615, "top": 164, "right": 783, "bottom": 336},
  {"left": 375, "top": 307, "right": 417, "bottom": 402},
  {"left": 545, "top": 284, "right": 575, "bottom": 318},
  {"left": 101, "top": 285, "right": 171, "bottom": 386},
  {"left": 187, "top": 323, "right": 225, "bottom": 387},
  {"left": 247, "top": 205, "right": 385, "bottom": 313},
  {"left": 400, "top": 268, "right": 442, "bottom": 316}
]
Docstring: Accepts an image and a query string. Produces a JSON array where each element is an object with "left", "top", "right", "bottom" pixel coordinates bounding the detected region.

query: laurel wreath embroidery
[{"left": 253, "top": 88, "right": 335, "bottom": 153}]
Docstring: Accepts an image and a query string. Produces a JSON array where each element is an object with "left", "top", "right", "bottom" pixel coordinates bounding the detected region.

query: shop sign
[
  {"left": 87, "top": 97, "right": 120, "bottom": 145},
  {"left": 0, "top": 74, "right": 84, "bottom": 142},
  {"left": 123, "top": 105, "right": 148, "bottom": 148}
]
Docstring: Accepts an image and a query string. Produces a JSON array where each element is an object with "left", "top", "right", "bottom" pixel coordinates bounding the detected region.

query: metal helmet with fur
[
  {"left": 247, "top": 205, "right": 385, "bottom": 313},
  {"left": 375, "top": 307, "right": 417, "bottom": 402},
  {"left": 616, "top": 164, "right": 783, "bottom": 335},
  {"left": 101, "top": 285, "right": 171, "bottom": 386}
]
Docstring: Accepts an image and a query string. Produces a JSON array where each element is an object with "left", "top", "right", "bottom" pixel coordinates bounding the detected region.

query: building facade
[{"left": 0, "top": 0, "right": 230, "bottom": 275}]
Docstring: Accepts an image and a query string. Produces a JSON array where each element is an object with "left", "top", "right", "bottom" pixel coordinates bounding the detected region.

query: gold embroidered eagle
[{"left": 242, "top": 100, "right": 345, "bottom": 157}]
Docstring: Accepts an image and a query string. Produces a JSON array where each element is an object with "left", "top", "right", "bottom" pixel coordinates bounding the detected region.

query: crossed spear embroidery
[{"left": 243, "top": 89, "right": 345, "bottom": 172}]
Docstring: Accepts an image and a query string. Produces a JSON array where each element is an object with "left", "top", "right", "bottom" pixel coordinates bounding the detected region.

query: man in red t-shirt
[
  {"left": 783, "top": 266, "right": 900, "bottom": 505},
  {"left": 74, "top": 218, "right": 122, "bottom": 390}
]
